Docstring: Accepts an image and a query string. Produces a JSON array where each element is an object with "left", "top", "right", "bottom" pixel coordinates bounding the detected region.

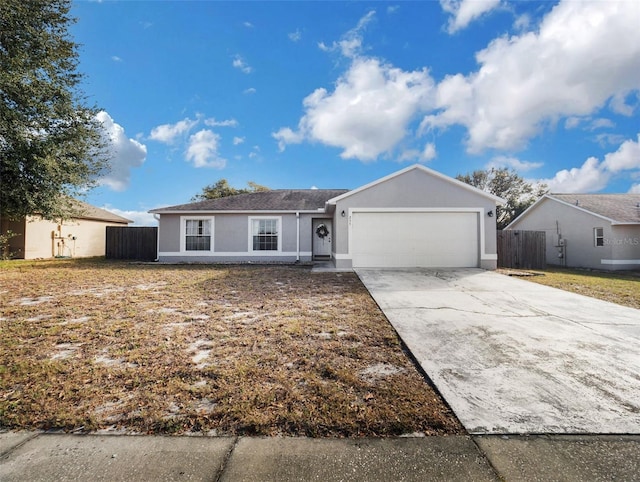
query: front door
[{"left": 312, "top": 219, "right": 332, "bottom": 259}]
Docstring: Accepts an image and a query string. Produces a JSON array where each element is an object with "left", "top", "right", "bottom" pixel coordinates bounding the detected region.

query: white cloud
[
  {"left": 387, "top": 5, "right": 399, "bottom": 14},
  {"left": 513, "top": 14, "right": 530, "bottom": 32},
  {"left": 421, "top": 142, "right": 437, "bottom": 161},
  {"left": 96, "top": 111, "right": 147, "bottom": 192},
  {"left": 423, "top": 1, "right": 640, "bottom": 153},
  {"left": 102, "top": 206, "right": 157, "bottom": 226},
  {"left": 243, "top": 21, "right": 253, "bottom": 28},
  {"left": 233, "top": 136, "right": 245, "bottom": 145},
  {"left": 588, "top": 118, "right": 615, "bottom": 131},
  {"left": 540, "top": 133, "right": 640, "bottom": 192},
  {"left": 111, "top": 56, "right": 123, "bottom": 62},
  {"left": 487, "top": 155, "right": 543, "bottom": 172},
  {"left": 273, "top": 127, "right": 304, "bottom": 152},
  {"left": 564, "top": 117, "right": 582, "bottom": 130},
  {"left": 204, "top": 118, "right": 238, "bottom": 128},
  {"left": 542, "top": 157, "right": 608, "bottom": 193},
  {"left": 185, "top": 130, "right": 226, "bottom": 168},
  {"left": 233, "top": 55, "right": 253, "bottom": 74},
  {"left": 629, "top": 184, "right": 640, "bottom": 194},
  {"left": 610, "top": 92, "right": 639, "bottom": 116},
  {"left": 288, "top": 29, "right": 302, "bottom": 42},
  {"left": 595, "top": 133, "right": 627, "bottom": 147},
  {"left": 318, "top": 10, "right": 375, "bottom": 58},
  {"left": 243, "top": 87, "right": 256, "bottom": 95},
  {"left": 602, "top": 133, "right": 640, "bottom": 172},
  {"left": 400, "top": 142, "right": 437, "bottom": 162},
  {"left": 440, "top": 0, "right": 501, "bottom": 34},
  {"left": 149, "top": 118, "right": 198, "bottom": 144},
  {"left": 273, "top": 57, "right": 434, "bottom": 161}
]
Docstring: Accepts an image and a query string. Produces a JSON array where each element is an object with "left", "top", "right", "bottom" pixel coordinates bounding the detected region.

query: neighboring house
[
  {"left": 506, "top": 193, "right": 640, "bottom": 270},
  {"left": 150, "top": 164, "right": 504, "bottom": 269},
  {"left": 0, "top": 200, "right": 131, "bottom": 259}
]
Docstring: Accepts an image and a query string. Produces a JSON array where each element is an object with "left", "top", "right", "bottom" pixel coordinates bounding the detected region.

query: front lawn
[
  {"left": 504, "top": 267, "right": 640, "bottom": 309},
  {"left": 0, "top": 259, "right": 461, "bottom": 436}
]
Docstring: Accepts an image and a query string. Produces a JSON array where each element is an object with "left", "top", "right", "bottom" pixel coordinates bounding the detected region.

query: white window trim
[
  {"left": 180, "top": 216, "right": 214, "bottom": 253},
  {"left": 248, "top": 216, "right": 282, "bottom": 253},
  {"left": 594, "top": 227, "right": 604, "bottom": 247}
]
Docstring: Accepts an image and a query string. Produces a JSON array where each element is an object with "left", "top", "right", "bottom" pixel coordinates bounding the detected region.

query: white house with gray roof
[
  {"left": 506, "top": 193, "right": 640, "bottom": 270},
  {"left": 150, "top": 164, "right": 504, "bottom": 269}
]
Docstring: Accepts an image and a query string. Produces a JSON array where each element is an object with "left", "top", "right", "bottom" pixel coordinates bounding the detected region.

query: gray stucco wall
[
  {"left": 508, "top": 198, "right": 640, "bottom": 270},
  {"left": 332, "top": 168, "right": 498, "bottom": 269},
  {"left": 157, "top": 211, "right": 322, "bottom": 263},
  {"left": 609, "top": 225, "right": 640, "bottom": 269}
]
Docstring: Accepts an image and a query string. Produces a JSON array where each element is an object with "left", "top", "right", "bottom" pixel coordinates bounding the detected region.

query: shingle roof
[
  {"left": 72, "top": 199, "right": 132, "bottom": 224},
  {"left": 550, "top": 194, "right": 640, "bottom": 224},
  {"left": 150, "top": 189, "right": 350, "bottom": 213}
]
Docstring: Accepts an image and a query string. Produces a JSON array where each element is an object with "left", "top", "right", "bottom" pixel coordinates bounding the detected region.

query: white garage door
[{"left": 351, "top": 212, "right": 479, "bottom": 268}]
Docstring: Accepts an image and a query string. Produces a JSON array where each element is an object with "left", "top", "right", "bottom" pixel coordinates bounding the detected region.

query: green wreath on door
[{"left": 315, "top": 224, "right": 329, "bottom": 238}]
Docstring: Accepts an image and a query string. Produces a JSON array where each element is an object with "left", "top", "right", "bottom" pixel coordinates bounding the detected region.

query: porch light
[
  {"left": 487, "top": 210, "right": 493, "bottom": 217},
  {"left": 341, "top": 210, "right": 346, "bottom": 217}
]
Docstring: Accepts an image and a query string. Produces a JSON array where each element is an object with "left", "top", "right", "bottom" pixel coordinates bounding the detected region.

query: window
[
  {"left": 594, "top": 227, "right": 604, "bottom": 247},
  {"left": 185, "top": 219, "right": 211, "bottom": 251},
  {"left": 251, "top": 218, "right": 279, "bottom": 251}
]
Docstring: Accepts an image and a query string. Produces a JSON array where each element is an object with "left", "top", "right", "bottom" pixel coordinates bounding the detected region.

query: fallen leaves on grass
[{"left": 0, "top": 260, "right": 461, "bottom": 436}]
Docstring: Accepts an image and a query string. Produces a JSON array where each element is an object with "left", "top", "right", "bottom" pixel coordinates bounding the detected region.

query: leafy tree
[
  {"left": 0, "top": 0, "right": 107, "bottom": 221},
  {"left": 456, "top": 168, "right": 547, "bottom": 229},
  {"left": 192, "top": 179, "right": 270, "bottom": 202}
]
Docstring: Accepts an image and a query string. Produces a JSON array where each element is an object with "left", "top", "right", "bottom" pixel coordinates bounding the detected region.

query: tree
[
  {"left": 0, "top": 0, "right": 107, "bottom": 221},
  {"left": 191, "top": 179, "right": 270, "bottom": 202},
  {"left": 456, "top": 168, "right": 547, "bottom": 229}
]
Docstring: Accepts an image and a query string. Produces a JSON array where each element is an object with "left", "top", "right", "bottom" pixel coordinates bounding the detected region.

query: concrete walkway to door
[{"left": 357, "top": 269, "right": 640, "bottom": 434}]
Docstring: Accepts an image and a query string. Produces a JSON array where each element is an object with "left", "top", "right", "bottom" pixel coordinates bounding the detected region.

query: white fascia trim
[
  {"left": 158, "top": 251, "right": 312, "bottom": 258},
  {"left": 345, "top": 207, "right": 496, "bottom": 262},
  {"left": 546, "top": 195, "right": 618, "bottom": 225},
  {"left": 326, "top": 164, "right": 505, "bottom": 205},
  {"left": 151, "top": 209, "right": 322, "bottom": 215},
  {"left": 601, "top": 259, "right": 640, "bottom": 265},
  {"left": 179, "top": 215, "right": 215, "bottom": 254}
]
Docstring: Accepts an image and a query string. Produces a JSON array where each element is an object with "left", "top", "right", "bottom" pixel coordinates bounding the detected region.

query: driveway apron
[{"left": 356, "top": 269, "right": 640, "bottom": 434}]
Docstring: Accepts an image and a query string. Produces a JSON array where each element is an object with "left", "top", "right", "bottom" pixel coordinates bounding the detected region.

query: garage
[
  {"left": 350, "top": 211, "right": 479, "bottom": 268},
  {"left": 326, "top": 164, "right": 503, "bottom": 270}
]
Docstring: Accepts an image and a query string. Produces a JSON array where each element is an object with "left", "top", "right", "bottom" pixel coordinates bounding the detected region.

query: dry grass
[
  {"left": 501, "top": 267, "right": 640, "bottom": 309},
  {"left": 0, "top": 259, "right": 461, "bottom": 437}
]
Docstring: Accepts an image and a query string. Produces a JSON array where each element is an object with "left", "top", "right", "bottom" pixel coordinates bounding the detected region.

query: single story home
[
  {"left": 150, "top": 164, "right": 504, "bottom": 269},
  {"left": 506, "top": 193, "right": 640, "bottom": 270},
  {"left": 0, "top": 200, "right": 131, "bottom": 259}
]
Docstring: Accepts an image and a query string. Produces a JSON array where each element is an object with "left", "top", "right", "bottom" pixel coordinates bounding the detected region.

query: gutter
[
  {"left": 153, "top": 214, "right": 160, "bottom": 262},
  {"left": 296, "top": 212, "right": 300, "bottom": 262}
]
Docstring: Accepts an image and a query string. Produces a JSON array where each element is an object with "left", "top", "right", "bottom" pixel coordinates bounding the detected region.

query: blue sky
[{"left": 71, "top": 0, "right": 640, "bottom": 225}]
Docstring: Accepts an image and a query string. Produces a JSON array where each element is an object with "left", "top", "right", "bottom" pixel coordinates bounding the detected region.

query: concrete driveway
[{"left": 356, "top": 269, "right": 640, "bottom": 434}]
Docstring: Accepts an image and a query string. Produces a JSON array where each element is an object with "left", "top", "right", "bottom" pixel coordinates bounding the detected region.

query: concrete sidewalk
[{"left": 1, "top": 432, "right": 639, "bottom": 481}]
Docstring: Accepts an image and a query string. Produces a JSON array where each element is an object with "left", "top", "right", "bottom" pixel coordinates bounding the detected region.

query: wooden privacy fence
[
  {"left": 106, "top": 226, "right": 157, "bottom": 261},
  {"left": 497, "top": 230, "right": 546, "bottom": 269}
]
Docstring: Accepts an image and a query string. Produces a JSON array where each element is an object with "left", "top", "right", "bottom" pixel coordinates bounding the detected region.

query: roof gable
[
  {"left": 150, "top": 189, "right": 349, "bottom": 213},
  {"left": 327, "top": 164, "right": 505, "bottom": 205},
  {"left": 507, "top": 193, "right": 640, "bottom": 228}
]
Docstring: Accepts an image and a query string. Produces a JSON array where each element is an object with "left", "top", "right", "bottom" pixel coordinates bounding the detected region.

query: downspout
[
  {"left": 295, "top": 212, "right": 300, "bottom": 263},
  {"left": 153, "top": 214, "right": 160, "bottom": 262}
]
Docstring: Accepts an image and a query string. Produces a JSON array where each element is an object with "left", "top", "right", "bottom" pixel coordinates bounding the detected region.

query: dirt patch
[{"left": 0, "top": 259, "right": 462, "bottom": 436}]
